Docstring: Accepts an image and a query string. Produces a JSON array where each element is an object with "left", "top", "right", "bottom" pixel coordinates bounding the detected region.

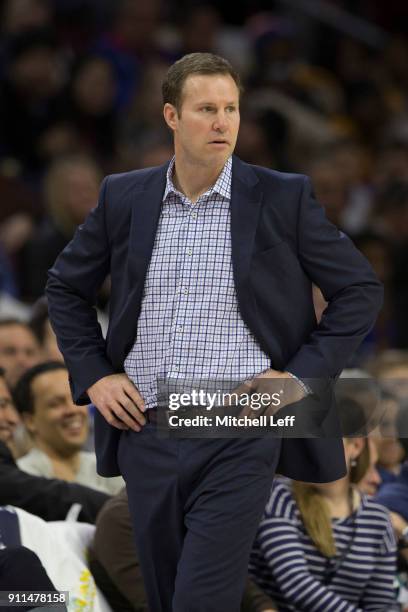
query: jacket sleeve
[
  {"left": 0, "top": 443, "right": 108, "bottom": 522},
  {"left": 286, "top": 176, "right": 383, "bottom": 384},
  {"left": 46, "top": 177, "right": 116, "bottom": 404}
]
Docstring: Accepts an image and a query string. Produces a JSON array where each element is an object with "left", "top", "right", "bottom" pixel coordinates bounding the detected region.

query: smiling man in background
[
  {"left": 0, "top": 366, "right": 109, "bottom": 522},
  {"left": 47, "top": 53, "right": 383, "bottom": 611},
  {"left": 0, "top": 319, "right": 41, "bottom": 388},
  {"left": 0, "top": 366, "right": 20, "bottom": 457},
  {"left": 14, "top": 362, "right": 122, "bottom": 494}
]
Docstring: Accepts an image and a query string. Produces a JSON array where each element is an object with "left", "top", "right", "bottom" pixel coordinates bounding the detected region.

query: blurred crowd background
[
  {"left": 0, "top": 0, "right": 407, "bottom": 359},
  {"left": 1, "top": 1, "right": 408, "bottom": 610}
]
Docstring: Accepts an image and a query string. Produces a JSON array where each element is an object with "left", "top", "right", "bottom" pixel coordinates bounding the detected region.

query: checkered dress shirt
[{"left": 124, "top": 156, "right": 271, "bottom": 410}]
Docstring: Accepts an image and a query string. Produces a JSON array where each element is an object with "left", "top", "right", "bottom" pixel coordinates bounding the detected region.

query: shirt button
[
  {"left": 191, "top": 212, "right": 197, "bottom": 219},
  {"left": 186, "top": 248, "right": 193, "bottom": 256},
  {"left": 182, "top": 288, "right": 188, "bottom": 295},
  {"left": 177, "top": 325, "right": 183, "bottom": 332}
]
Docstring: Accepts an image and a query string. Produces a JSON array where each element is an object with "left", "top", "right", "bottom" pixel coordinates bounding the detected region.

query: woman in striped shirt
[{"left": 249, "top": 437, "right": 398, "bottom": 611}]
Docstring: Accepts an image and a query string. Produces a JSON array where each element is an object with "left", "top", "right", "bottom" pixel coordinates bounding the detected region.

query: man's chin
[
  {"left": 59, "top": 436, "right": 87, "bottom": 451},
  {"left": 204, "top": 149, "right": 232, "bottom": 167},
  {"left": 0, "top": 430, "right": 12, "bottom": 445}
]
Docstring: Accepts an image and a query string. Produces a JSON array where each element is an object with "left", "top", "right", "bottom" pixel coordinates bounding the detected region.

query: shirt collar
[{"left": 163, "top": 156, "right": 232, "bottom": 203}]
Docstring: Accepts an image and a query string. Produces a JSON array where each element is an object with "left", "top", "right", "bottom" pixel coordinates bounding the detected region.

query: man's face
[
  {"left": 0, "top": 377, "right": 20, "bottom": 447},
  {"left": 164, "top": 73, "right": 240, "bottom": 169},
  {"left": 24, "top": 369, "right": 88, "bottom": 455},
  {"left": 0, "top": 324, "right": 41, "bottom": 388}
]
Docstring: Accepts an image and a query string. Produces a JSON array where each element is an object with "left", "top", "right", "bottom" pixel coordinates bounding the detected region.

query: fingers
[
  {"left": 123, "top": 379, "right": 146, "bottom": 413},
  {"left": 117, "top": 392, "right": 146, "bottom": 428},
  {"left": 110, "top": 399, "right": 143, "bottom": 432},
  {"left": 98, "top": 405, "right": 129, "bottom": 430},
  {"left": 223, "top": 379, "right": 253, "bottom": 407},
  {"left": 89, "top": 374, "right": 147, "bottom": 431}
]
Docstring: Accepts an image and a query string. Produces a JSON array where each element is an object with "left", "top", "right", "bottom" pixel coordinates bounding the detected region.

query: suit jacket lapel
[
  {"left": 231, "top": 156, "right": 285, "bottom": 367},
  {"left": 128, "top": 162, "right": 169, "bottom": 285},
  {"left": 230, "top": 156, "right": 263, "bottom": 299}
]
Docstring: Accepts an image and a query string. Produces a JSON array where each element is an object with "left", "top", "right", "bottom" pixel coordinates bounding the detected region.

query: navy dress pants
[{"left": 118, "top": 425, "right": 281, "bottom": 612}]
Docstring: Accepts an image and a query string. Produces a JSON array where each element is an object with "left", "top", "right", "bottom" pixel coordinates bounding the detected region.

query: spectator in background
[
  {"left": 304, "top": 149, "right": 348, "bottom": 228},
  {"left": 29, "top": 296, "right": 63, "bottom": 362},
  {"left": 89, "top": 488, "right": 147, "bottom": 612},
  {"left": 0, "top": 367, "right": 108, "bottom": 522},
  {"left": 375, "top": 140, "right": 408, "bottom": 188},
  {"left": 368, "top": 350, "right": 408, "bottom": 483},
  {"left": 14, "top": 362, "right": 122, "bottom": 495},
  {"left": 352, "top": 231, "right": 396, "bottom": 359},
  {"left": 176, "top": 4, "right": 221, "bottom": 56},
  {"left": 373, "top": 181, "right": 408, "bottom": 346},
  {"left": 0, "top": 546, "right": 65, "bottom": 612},
  {"left": 22, "top": 154, "right": 102, "bottom": 300},
  {"left": 93, "top": 0, "right": 162, "bottom": 110},
  {"left": 369, "top": 350, "right": 408, "bottom": 402},
  {"left": 330, "top": 139, "right": 374, "bottom": 235},
  {"left": 0, "top": 244, "right": 19, "bottom": 299},
  {"left": 375, "top": 391, "right": 406, "bottom": 484},
  {"left": 374, "top": 180, "right": 408, "bottom": 243},
  {"left": 1, "top": 0, "right": 53, "bottom": 38},
  {"left": 117, "top": 60, "right": 172, "bottom": 170},
  {"left": 0, "top": 319, "right": 41, "bottom": 388},
  {"left": 28, "top": 303, "right": 97, "bottom": 452},
  {"left": 249, "top": 436, "right": 397, "bottom": 611},
  {"left": 235, "top": 114, "right": 279, "bottom": 171},
  {"left": 60, "top": 55, "right": 119, "bottom": 167},
  {"left": 357, "top": 437, "right": 382, "bottom": 496},
  {"left": 0, "top": 365, "right": 21, "bottom": 459},
  {"left": 346, "top": 80, "right": 389, "bottom": 148},
  {"left": 0, "top": 27, "right": 67, "bottom": 174}
]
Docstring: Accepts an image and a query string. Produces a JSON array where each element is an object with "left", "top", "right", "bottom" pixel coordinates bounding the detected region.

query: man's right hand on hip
[{"left": 87, "top": 374, "right": 146, "bottom": 431}]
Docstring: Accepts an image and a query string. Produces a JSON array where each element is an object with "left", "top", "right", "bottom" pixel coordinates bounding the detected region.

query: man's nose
[
  {"left": 17, "top": 351, "right": 35, "bottom": 369},
  {"left": 6, "top": 405, "right": 20, "bottom": 427},
  {"left": 213, "top": 112, "right": 228, "bottom": 131},
  {"left": 62, "top": 400, "right": 81, "bottom": 416}
]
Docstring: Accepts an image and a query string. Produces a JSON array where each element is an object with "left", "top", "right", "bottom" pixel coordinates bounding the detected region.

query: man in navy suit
[{"left": 47, "top": 53, "right": 383, "bottom": 611}]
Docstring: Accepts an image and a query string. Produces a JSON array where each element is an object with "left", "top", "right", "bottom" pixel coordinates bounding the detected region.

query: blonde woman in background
[{"left": 249, "top": 437, "right": 398, "bottom": 611}]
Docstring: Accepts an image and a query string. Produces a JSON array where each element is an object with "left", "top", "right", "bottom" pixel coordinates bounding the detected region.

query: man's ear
[{"left": 163, "top": 103, "right": 179, "bottom": 131}]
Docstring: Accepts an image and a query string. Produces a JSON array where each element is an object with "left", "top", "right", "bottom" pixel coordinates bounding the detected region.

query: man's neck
[{"left": 173, "top": 155, "right": 226, "bottom": 204}]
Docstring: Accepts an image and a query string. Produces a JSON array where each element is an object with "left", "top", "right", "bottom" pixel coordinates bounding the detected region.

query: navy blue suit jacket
[{"left": 46, "top": 156, "right": 383, "bottom": 483}]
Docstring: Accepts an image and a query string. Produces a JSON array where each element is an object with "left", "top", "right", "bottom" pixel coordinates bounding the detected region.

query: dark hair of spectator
[
  {"left": 6, "top": 27, "right": 57, "bottom": 63},
  {"left": 352, "top": 230, "right": 390, "bottom": 252},
  {"left": 376, "top": 181, "right": 408, "bottom": 216},
  {"left": 29, "top": 296, "right": 50, "bottom": 344},
  {"left": 162, "top": 52, "right": 243, "bottom": 114},
  {"left": 0, "top": 318, "right": 35, "bottom": 333},
  {"left": 0, "top": 366, "right": 5, "bottom": 378},
  {"left": 13, "top": 361, "right": 67, "bottom": 415}
]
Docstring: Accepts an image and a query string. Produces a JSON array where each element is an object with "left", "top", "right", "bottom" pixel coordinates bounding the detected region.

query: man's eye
[{"left": 4, "top": 348, "right": 16, "bottom": 356}]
